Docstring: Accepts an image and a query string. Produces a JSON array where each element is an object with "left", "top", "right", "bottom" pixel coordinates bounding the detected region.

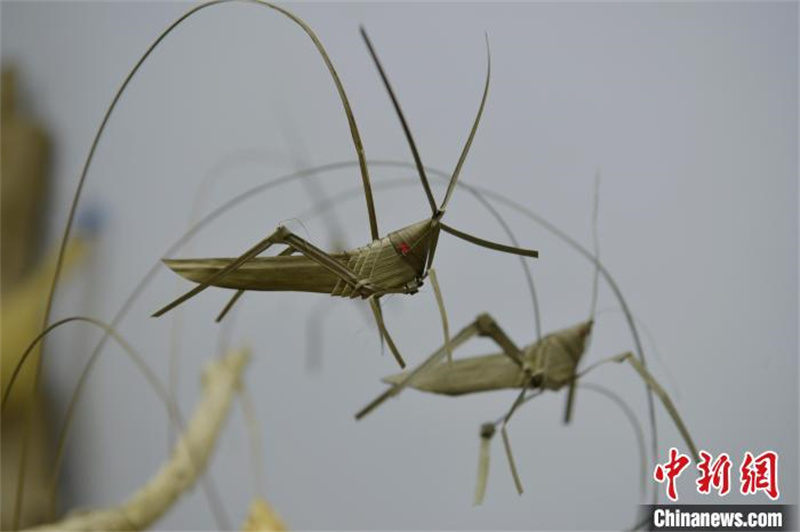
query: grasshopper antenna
[
  {"left": 360, "top": 26, "right": 437, "bottom": 215},
  {"left": 427, "top": 35, "right": 538, "bottom": 266},
  {"left": 362, "top": 30, "right": 537, "bottom": 268},
  {"left": 429, "top": 33, "right": 488, "bottom": 271},
  {"left": 589, "top": 169, "right": 602, "bottom": 322},
  {"left": 564, "top": 170, "right": 602, "bottom": 424},
  {"left": 438, "top": 33, "right": 490, "bottom": 215},
  {"left": 357, "top": 26, "right": 430, "bottom": 368},
  {"left": 361, "top": 26, "right": 454, "bottom": 363}
]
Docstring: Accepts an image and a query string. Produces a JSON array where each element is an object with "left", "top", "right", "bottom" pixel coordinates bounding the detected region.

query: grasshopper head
[
  {"left": 561, "top": 319, "right": 594, "bottom": 364},
  {"left": 557, "top": 320, "right": 593, "bottom": 421},
  {"left": 545, "top": 320, "right": 594, "bottom": 371},
  {"left": 387, "top": 219, "right": 439, "bottom": 278},
  {"left": 532, "top": 320, "right": 593, "bottom": 391}
]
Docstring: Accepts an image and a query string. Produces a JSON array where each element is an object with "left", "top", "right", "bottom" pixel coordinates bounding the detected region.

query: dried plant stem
[
  {"left": 26, "top": 348, "right": 250, "bottom": 532},
  {"left": 240, "top": 498, "right": 286, "bottom": 531}
]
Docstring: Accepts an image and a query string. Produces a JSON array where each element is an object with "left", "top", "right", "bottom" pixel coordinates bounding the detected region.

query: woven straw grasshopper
[
  {"left": 355, "top": 178, "right": 700, "bottom": 505},
  {"left": 357, "top": 314, "right": 698, "bottom": 503},
  {"left": 152, "top": 23, "right": 539, "bottom": 369}
]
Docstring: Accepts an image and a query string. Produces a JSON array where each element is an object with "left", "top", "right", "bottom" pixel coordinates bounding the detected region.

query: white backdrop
[{"left": 2, "top": 2, "right": 797, "bottom": 530}]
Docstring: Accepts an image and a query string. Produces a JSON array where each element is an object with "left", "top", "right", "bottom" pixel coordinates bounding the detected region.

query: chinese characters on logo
[
  {"left": 696, "top": 451, "right": 732, "bottom": 496},
  {"left": 740, "top": 451, "right": 779, "bottom": 500},
  {"left": 653, "top": 448, "right": 691, "bottom": 501},
  {"left": 653, "top": 448, "right": 779, "bottom": 501}
]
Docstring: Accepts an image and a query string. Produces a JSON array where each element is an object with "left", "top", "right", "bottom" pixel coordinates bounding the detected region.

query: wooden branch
[{"left": 27, "top": 348, "right": 251, "bottom": 531}]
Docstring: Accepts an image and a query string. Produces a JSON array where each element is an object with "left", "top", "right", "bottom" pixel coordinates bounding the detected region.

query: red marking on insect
[{"left": 398, "top": 242, "right": 411, "bottom": 255}]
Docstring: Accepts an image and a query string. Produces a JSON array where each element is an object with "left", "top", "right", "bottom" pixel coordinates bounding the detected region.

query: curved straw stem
[
  {"left": 4, "top": 163, "right": 354, "bottom": 522},
  {"left": 439, "top": 35, "right": 491, "bottom": 214},
  {"left": 137, "top": 159, "right": 639, "bottom": 417},
  {"left": 37, "top": 165, "right": 359, "bottom": 521},
  {"left": 579, "top": 383, "right": 648, "bottom": 499},
  {"left": 44, "top": 160, "right": 537, "bottom": 517},
  {"left": 9, "top": 159, "right": 653, "bottom": 519},
  {"left": 589, "top": 171, "right": 602, "bottom": 321},
  {"left": 359, "top": 27, "right": 436, "bottom": 214},
  {"left": 31, "top": 347, "right": 249, "bottom": 532},
  {"left": 191, "top": 258, "right": 270, "bottom": 504},
  {"left": 205, "top": 264, "right": 270, "bottom": 504},
  {"left": 170, "top": 159, "right": 656, "bottom": 481},
  {"left": 461, "top": 189, "right": 541, "bottom": 341},
  {"left": 18, "top": 1, "right": 378, "bottom": 524},
  {"left": 4, "top": 317, "right": 231, "bottom": 529}
]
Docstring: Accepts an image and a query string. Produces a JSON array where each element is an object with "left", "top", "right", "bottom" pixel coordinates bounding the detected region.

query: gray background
[{"left": 2, "top": 1, "right": 797, "bottom": 530}]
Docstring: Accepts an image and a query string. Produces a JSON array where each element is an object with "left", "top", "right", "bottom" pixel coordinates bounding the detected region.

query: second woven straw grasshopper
[{"left": 355, "top": 176, "right": 699, "bottom": 507}]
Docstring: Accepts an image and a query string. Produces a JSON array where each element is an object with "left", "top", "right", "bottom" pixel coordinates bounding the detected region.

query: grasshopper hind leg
[
  {"left": 473, "top": 385, "right": 544, "bottom": 505},
  {"left": 615, "top": 353, "right": 699, "bottom": 462},
  {"left": 153, "top": 227, "right": 291, "bottom": 317}
]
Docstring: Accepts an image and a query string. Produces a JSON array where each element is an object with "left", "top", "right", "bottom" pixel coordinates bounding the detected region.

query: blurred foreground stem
[{"left": 27, "top": 348, "right": 250, "bottom": 531}]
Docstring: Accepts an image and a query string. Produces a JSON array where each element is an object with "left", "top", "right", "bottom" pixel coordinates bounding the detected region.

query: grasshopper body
[
  {"left": 381, "top": 320, "right": 592, "bottom": 395},
  {"left": 165, "top": 219, "right": 434, "bottom": 298}
]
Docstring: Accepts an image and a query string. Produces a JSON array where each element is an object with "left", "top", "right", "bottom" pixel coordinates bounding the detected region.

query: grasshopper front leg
[
  {"left": 238, "top": 231, "right": 408, "bottom": 367},
  {"left": 476, "top": 345, "right": 556, "bottom": 504},
  {"left": 611, "top": 352, "right": 699, "bottom": 462},
  {"left": 575, "top": 352, "right": 699, "bottom": 462},
  {"left": 368, "top": 296, "right": 405, "bottom": 369},
  {"left": 500, "top": 386, "right": 532, "bottom": 496}
]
